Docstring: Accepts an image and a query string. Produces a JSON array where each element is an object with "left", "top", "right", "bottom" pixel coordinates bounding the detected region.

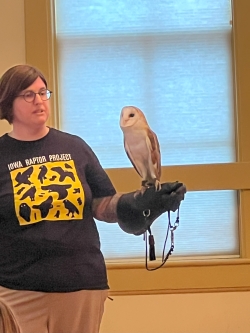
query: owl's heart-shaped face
[{"left": 120, "top": 106, "right": 148, "bottom": 129}]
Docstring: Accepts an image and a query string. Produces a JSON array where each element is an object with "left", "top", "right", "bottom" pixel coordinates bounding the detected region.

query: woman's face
[{"left": 12, "top": 77, "right": 50, "bottom": 129}]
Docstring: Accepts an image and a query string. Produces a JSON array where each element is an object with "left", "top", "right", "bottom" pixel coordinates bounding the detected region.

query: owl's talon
[
  {"left": 133, "top": 190, "right": 141, "bottom": 198},
  {"left": 140, "top": 185, "right": 148, "bottom": 196},
  {"left": 155, "top": 180, "right": 161, "bottom": 192}
]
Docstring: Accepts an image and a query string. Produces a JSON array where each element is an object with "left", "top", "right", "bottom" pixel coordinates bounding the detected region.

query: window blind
[{"left": 54, "top": 0, "right": 238, "bottom": 260}]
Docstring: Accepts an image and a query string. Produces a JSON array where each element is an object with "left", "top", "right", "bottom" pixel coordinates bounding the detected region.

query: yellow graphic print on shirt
[{"left": 11, "top": 160, "right": 84, "bottom": 225}]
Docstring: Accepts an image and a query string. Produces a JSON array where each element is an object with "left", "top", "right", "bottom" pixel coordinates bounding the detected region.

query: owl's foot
[
  {"left": 133, "top": 185, "right": 148, "bottom": 198},
  {"left": 139, "top": 182, "right": 155, "bottom": 196},
  {"left": 155, "top": 180, "right": 161, "bottom": 192},
  {"left": 133, "top": 189, "right": 142, "bottom": 198},
  {"left": 140, "top": 180, "right": 161, "bottom": 193}
]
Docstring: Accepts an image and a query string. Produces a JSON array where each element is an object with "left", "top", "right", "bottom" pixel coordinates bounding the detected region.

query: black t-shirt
[{"left": 0, "top": 128, "right": 116, "bottom": 292}]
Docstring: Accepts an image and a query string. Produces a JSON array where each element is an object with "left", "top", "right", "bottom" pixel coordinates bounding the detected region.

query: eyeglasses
[{"left": 17, "top": 89, "right": 53, "bottom": 103}]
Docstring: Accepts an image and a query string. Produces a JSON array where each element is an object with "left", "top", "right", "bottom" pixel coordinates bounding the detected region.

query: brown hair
[
  {"left": 0, "top": 64, "right": 47, "bottom": 124},
  {"left": 0, "top": 299, "right": 20, "bottom": 333}
]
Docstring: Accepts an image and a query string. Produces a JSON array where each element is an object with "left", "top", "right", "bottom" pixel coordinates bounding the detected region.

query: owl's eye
[{"left": 129, "top": 113, "right": 135, "bottom": 117}]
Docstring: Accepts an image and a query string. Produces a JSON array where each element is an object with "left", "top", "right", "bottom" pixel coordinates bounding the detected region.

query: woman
[{"left": 0, "top": 64, "right": 186, "bottom": 333}]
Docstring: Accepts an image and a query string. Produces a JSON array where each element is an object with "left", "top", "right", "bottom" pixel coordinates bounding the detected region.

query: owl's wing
[
  {"left": 146, "top": 129, "right": 161, "bottom": 180},
  {"left": 124, "top": 139, "right": 143, "bottom": 178}
]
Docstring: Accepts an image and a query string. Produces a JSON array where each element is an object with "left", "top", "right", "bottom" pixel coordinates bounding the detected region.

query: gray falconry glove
[{"left": 117, "top": 181, "right": 186, "bottom": 236}]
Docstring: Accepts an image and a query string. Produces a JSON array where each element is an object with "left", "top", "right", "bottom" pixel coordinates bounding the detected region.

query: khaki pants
[{"left": 0, "top": 285, "right": 108, "bottom": 333}]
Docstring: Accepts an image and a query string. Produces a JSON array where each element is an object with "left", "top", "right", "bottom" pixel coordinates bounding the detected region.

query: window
[
  {"left": 24, "top": 0, "right": 250, "bottom": 294},
  {"left": 54, "top": 0, "right": 238, "bottom": 260}
]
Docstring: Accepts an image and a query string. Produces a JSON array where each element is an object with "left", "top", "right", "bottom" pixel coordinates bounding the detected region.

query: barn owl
[{"left": 120, "top": 106, "right": 161, "bottom": 195}]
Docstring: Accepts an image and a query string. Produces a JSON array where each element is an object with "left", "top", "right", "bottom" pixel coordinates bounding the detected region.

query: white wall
[
  {"left": 0, "top": 0, "right": 25, "bottom": 73},
  {"left": 100, "top": 292, "right": 250, "bottom": 333},
  {"left": 1, "top": 2, "right": 250, "bottom": 333},
  {"left": 0, "top": 0, "right": 25, "bottom": 135}
]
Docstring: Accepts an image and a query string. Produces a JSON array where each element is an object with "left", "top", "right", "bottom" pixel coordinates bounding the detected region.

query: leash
[{"left": 144, "top": 209, "right": 180, "bottom": 271}]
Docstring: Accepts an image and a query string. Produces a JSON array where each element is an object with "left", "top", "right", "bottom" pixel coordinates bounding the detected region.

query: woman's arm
[{"left": 92, "top": 182, "right": 186, "bottom": 235}]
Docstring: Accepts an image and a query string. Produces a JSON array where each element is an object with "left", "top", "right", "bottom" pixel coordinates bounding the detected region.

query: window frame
[{"left": 24, "top": 0, "right": 250, "bottom": 295}]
